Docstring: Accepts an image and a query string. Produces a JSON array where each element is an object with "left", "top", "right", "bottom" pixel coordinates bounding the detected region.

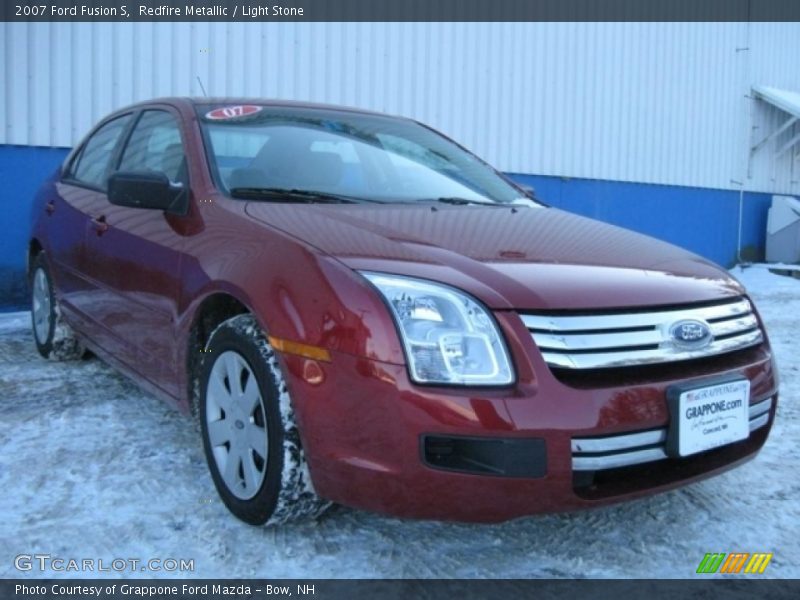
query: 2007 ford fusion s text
[{"left": 28, "top": 98, "right": 777, "bottom": 525}]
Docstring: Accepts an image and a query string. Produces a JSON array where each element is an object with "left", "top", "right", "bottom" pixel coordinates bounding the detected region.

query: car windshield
[{"left": 198, "top": 104, "right": 534, "bottom": 205}]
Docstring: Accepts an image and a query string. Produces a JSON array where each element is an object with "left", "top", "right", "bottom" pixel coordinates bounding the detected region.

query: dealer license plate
[{"left": 669, "top": 379, "right": 750, "bottom": 457}]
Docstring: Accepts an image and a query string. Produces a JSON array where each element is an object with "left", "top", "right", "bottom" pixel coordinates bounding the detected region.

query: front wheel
[{"left": 198, "top": 314, "right": 330, "bottom": 525}]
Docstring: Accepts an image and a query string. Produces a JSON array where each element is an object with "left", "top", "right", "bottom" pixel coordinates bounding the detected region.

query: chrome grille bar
[
  {"left": 521, "top": 297, "right": 763, "bottom": 370},
  {"left": 572, "top": 397, "right": 773, "bottom": 471},
  {"left": 523, "top": 298, "right": 753, "bottom": 332}
]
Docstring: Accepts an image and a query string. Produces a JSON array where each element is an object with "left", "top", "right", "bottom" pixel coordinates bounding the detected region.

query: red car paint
[{"left": 29, "top": 98, "right": 777, "bottom": 522}]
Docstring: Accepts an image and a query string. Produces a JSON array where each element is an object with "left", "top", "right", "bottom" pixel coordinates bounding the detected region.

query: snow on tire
[{"left": 199, "top": 313, "right": 331, "bottom": 526}]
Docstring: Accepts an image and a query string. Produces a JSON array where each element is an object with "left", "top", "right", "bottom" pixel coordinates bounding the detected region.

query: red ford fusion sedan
[{"left": 28, "top": 98, "right": 777, "bottom": 525}]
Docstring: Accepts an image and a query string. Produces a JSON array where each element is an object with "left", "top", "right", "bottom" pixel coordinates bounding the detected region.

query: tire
[
  {"left": 198, "top": 314, "right": 331, "bottom": 525},
  {"left": 30, "top": 253, "right": 85, "bottom": 361}
]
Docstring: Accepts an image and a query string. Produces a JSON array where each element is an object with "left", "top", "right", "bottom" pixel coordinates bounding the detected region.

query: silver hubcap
[
  {"left": 206, "top": 351, "right": 269, "bottom": 500},
  {"left": 32, "top": 268, "right": 51, "bottom": 344}
]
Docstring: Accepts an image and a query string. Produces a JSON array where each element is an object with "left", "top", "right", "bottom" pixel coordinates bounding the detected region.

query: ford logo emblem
[{"left": 669, "top": 319, "right": 712, "bottom": 348}]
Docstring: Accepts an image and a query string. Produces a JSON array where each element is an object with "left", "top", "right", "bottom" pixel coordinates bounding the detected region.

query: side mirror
[{"left": 108, "top": 171, "right": 185, "bottom": 214}]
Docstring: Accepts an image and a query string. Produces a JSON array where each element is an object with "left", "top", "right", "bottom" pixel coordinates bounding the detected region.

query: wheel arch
[
  {"left": 184, "top": 290, "right": 254, "bottom": 416},
  {"left": 27, "top": 238, "right": 44, "bottom": 278}
]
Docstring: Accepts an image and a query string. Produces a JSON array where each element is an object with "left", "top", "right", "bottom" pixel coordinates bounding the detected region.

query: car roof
[{"left": 117, "top": 97, "right": 400, "bottom": 119}]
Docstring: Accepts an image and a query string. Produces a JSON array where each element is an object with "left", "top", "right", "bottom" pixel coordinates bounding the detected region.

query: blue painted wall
[
  {"left": 0, "top": 144, "right": 775, "bottom": 310},
  {"left": 507, "top": 173, "right": 773, "bottom": 269},
  {"left": 0, "top": 145, "right": 70, "bottom": 310}
]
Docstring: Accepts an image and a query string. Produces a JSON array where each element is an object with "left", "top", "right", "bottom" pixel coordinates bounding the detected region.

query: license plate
[{"left": 667, "top": 379, "right": 750, "bottom": 457}]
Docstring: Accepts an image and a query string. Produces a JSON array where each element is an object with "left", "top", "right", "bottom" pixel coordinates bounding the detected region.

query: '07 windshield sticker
[{"left": 205, "top": 105, "right": 263, "bottom": 120}]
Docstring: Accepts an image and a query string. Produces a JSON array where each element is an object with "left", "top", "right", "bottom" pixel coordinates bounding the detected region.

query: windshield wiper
[
  {"left": 430, "top": 197, "right": 505, "bottom": 206},
  {"left": 229, "top": 187, "right": 369, "bottom": 204}
]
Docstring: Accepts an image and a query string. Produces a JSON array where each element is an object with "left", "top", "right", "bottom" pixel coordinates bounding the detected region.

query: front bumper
[{"left": 281, "top": 312, "right": 778, "bottom": 523}]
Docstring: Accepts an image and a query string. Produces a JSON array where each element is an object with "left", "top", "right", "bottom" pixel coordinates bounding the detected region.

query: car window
[
  {"left": 71, "top": 114, "right": 132, "bottom": 189},
  {"left": 207, "top": 126, "right": 272, "bottom": 184},
  {"left": 199, "top": 106, "right": 531, "bottom": 204},
  {"left": 119, "top": 110, "right": 187, "bottom": 183}
]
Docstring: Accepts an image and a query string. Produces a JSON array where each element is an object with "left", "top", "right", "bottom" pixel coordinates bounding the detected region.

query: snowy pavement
[{"left": 0, "top": 266, "right": 798, "bottom": 579}]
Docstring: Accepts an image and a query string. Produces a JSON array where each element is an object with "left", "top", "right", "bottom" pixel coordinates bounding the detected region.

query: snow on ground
[{"left": 0, "top": 267, "right": 798, "bottom": 579}]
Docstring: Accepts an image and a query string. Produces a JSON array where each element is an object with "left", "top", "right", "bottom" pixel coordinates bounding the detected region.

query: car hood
[{"left": 244, "top": 203, "right": 744, "bottom": 310}]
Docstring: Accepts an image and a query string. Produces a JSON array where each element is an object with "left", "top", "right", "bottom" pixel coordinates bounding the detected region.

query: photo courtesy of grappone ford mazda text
[{"left": 28, "top": 98, "right": 778, "bottom": 525}]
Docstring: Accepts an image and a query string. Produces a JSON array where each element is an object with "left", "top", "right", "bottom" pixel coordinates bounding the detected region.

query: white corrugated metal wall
[{"left": 2, "top": 21, "right": 799, "bottom": 194}]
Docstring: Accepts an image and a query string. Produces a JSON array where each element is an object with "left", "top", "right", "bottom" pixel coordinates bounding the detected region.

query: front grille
[
  {"left": 571, "top": 396, "right": 772, "bottom": 471},
  {"left": 520, "top": 297, "right": 763, "bottom": 370}
]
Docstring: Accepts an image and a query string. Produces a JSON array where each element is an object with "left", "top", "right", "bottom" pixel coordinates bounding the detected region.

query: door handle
[
  {"left": 92, "top": 215, "right": 108, "bottom": 235},
  {"left": 45, "top": 201, "right": 56, "bottom": 215}
]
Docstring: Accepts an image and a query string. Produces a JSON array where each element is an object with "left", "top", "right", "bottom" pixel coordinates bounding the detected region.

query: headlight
[{"left": 361, "top": 272, "right": 515, "bottom": 386}]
